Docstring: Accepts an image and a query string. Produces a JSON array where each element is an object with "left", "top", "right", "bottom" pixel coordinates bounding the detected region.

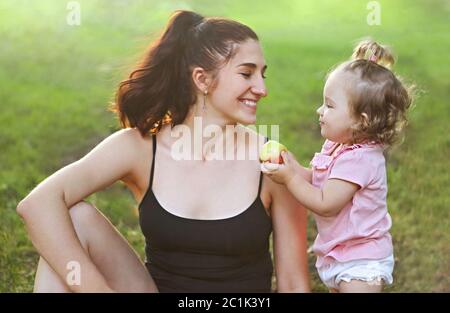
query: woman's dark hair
[{"left": 110, "top": 10, "right": 258, "bottom": 136}]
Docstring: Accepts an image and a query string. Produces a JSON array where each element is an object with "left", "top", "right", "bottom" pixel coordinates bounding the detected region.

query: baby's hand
[{"left": 261, "top": 151, "right": 301, "bottom": 185}]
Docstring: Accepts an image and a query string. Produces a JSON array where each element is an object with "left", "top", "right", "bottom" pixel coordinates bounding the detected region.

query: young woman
[{"left": 17, "top": 10, "right": 310, "bottom": 293}]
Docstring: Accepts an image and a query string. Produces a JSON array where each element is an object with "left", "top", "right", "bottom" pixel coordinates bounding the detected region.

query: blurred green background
[{"left": 1, "top": 0, "right": 448, "bottom": 292}]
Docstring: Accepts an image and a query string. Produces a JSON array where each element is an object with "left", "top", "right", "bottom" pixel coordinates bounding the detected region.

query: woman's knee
[
  {"left": 69, "top": 201, "right": 99, "bottom": 223},
  {"left": 68, "top": 201, "right": 100, "bottom": 248}
]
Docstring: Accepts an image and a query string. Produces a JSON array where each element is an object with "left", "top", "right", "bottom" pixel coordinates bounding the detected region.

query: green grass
[{"left": 1, "top": 0, "right": 448, "bottom": 292}]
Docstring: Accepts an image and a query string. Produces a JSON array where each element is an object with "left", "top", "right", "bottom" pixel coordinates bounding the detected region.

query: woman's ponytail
[{"left": 110, "top": 10, "right": 258, "bottom": 136}]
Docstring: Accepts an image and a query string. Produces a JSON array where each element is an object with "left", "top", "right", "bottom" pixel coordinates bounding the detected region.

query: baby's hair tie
[{"left": 365, "top": 48, "right": 378, "bottom": 63}]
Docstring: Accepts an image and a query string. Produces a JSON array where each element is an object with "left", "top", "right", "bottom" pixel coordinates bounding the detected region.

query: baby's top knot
[{"left": 351, "top": 38, "right": 395, "bottom": 69}]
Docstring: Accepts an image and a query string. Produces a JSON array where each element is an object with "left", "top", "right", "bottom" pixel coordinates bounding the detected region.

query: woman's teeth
[{"left": 240, "top": 99, "right": 257, "bottom": 109}]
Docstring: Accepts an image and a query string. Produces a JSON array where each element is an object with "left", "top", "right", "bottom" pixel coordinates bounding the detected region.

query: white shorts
[{"left": 317, "top": 254, "right": 395, "bottom": 290}]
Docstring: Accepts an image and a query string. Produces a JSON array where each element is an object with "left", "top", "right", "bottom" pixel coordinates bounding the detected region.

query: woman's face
[{"left": 207, "top": 39, "right": 268, "bottom": 125}]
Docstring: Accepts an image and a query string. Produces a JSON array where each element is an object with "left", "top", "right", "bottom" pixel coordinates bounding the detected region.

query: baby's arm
[
  {"left": 286, "top": 175, "right": 359, "bottom": 217},
  {"left": 303, "top": 167, "right": 313, "bottom": 183},
  {"left": 262, "top": 151, "right": 357, "bottom": 217}
]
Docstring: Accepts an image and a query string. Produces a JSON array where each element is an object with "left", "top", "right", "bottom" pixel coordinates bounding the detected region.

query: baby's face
[{"left": 316, "top": 68, "right": 357, "bottom": 144}]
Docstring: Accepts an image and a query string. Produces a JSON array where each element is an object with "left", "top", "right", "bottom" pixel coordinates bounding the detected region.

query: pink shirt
[{"left": 310, "top": 139, "right": 393, "bottom": 268}]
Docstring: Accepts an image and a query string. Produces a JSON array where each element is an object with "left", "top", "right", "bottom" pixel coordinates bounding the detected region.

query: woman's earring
[{"left": 203, "top": 90, "right": 208, "bottom": 111}]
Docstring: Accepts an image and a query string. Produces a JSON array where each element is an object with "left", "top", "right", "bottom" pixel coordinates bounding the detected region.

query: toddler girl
[{"left": 262, "top": 39, "right": 414, "bottom": 292}]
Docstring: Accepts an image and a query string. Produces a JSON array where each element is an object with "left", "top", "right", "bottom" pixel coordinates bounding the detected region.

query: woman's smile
[{"left": 239, "top": 98, "right": 258, "bottom": 112}]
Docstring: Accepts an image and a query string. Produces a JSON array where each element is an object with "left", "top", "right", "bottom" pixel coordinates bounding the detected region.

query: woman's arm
[
  {"left": 268, "top": 176, "right": 311, "bottom": 293},
  {"left": 16, "top": 128, "right": 145, "bottom": 292}
]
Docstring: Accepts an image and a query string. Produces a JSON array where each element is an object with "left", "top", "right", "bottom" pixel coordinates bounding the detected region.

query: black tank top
[{"left": 138, "top": 134, "right": 273, "bottom": 293}]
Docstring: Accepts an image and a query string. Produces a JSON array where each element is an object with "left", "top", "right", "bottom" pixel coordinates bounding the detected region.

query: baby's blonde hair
[{"left": 333, "top": 39, "right": 414, "bottom": 147}]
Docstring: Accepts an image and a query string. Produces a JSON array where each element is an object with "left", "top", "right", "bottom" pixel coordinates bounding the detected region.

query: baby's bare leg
[{"left": 338, "top": 279, "right": 383, "bottom": 293}]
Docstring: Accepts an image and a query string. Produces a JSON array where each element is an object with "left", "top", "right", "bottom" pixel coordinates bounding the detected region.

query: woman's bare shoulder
[
  {"left": 110, "top": 128, "right": 154, "bottom": 158},
  {"left": 234, "top": 125, "right": 275, "bottom": 211},
  {"left": 19, "top": 128, "right": 153, "bottom": 208},
  {"left": 112, "top": 127, "right": 150, "bottom": 144},
  {"left": 114, "top": 127, "right": 153, "bottom": 178}
]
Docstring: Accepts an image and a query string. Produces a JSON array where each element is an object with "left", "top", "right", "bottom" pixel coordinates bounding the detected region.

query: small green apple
[{"left": 259, "top": 140, "right": 288, "bottom": 164}]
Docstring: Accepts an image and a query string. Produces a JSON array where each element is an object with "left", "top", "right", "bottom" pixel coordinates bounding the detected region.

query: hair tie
[
  {"left": 150, "top": 111, "right": 172, "bottom": 134},
  {"left": 365, "top": 48, "right": 378, "bottom": 63}
]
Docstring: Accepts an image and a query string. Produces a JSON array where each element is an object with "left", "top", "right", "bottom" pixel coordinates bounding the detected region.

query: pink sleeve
[{"left": 328, "top": 150, "right": 374, "bottom": 188}]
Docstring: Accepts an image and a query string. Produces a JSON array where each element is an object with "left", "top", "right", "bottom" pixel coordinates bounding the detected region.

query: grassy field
[{"left": 1, "top": 0, "right": 448, "bottom": 292}]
